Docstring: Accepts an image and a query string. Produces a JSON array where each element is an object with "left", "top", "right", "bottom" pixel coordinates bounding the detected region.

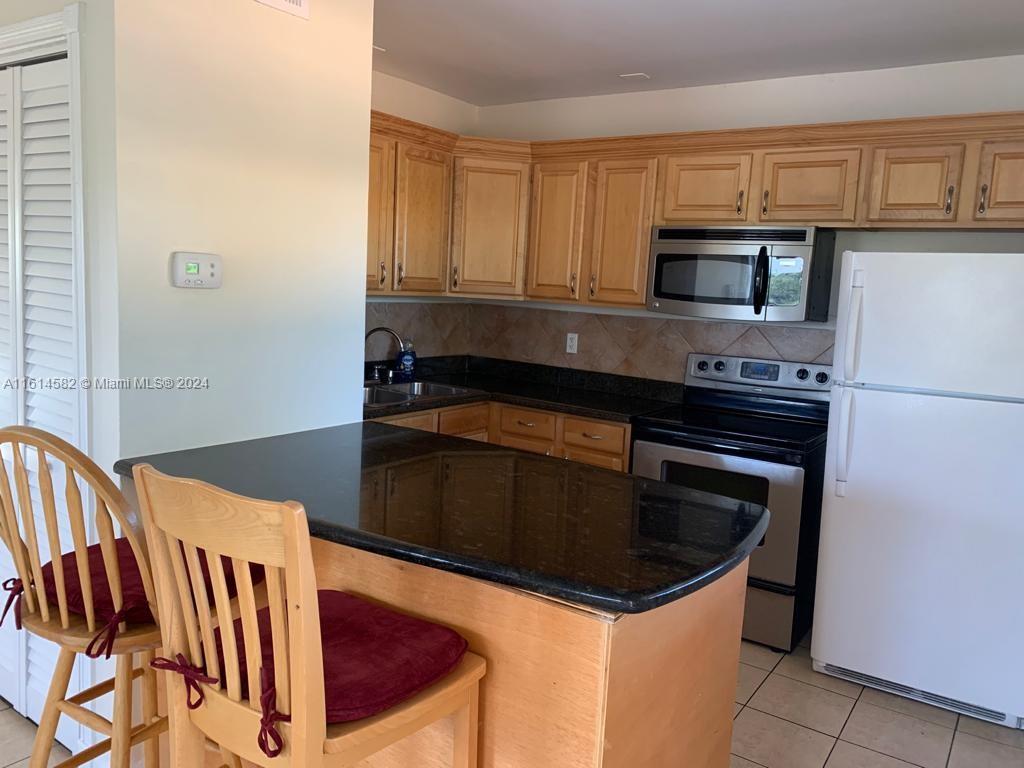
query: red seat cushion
[{"left": 217, "top": 590, "right": 468, "bottom": 723}]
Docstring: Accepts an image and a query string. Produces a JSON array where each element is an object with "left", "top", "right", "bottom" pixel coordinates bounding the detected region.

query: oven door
[
  {"left": 646, "top": 243, "right": 770, "bottom": 321},
  {"left": 632, "top": 439, "right": 804, "bottom": 586}
]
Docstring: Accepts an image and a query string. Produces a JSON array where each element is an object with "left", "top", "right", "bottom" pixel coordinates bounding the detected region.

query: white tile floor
[{"left": 733, "top": 633, "right": 1024, "bottom": 768}]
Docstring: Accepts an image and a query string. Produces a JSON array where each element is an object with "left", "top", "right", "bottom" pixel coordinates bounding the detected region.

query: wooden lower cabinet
[{"left": 375, "top": 410, "right": 438, "bottom": 432}]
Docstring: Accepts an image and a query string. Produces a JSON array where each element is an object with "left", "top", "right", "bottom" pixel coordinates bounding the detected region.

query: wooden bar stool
[
  {"left": 0, "top": 426, "right": 166, "bottom": 768},
  {"left": 134, "top": 463, "right": 486, "bottom": 768}
]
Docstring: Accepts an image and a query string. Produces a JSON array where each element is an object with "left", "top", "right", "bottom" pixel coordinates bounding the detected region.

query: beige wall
[
  {"left": 372, "top": 71, "right": 479, "bottom": 134},
  {"left": 115, "top": 0, "right": 374, "bottom": 455}
]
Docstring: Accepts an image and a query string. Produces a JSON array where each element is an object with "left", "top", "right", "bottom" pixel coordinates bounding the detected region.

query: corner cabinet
[
  {"left": 586, "top": 158, "right": 658, "bottom": 306},
  {"left": 525, "top": 161, "right": 590, "bottom": 301},
  {"left": 867, "top": 144, "right": 965, "bottom": 222},
  {"left": 366, "top": 133, "right": 395, "bottom": 292},
  {"left": 974, "top": 140, "right": 1024, "bottom": 222},
  {"left": 394, "top": 142, "right": 452, "bottom": 293},
  {"left": 759, "top": 147, "right": 862, "bottom": 222},
  {"left": 658, "top": 152, "right": 752, "bottom": 222},
  {"left": 449, "top": 157, "right": 531, "bottom": 296}
]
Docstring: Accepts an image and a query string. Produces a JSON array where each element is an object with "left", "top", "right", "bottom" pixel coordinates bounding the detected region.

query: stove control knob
[
  {"left": 713, "top": 360, "right": 726, "bottom": 372},
  {"left": 815, "top": 371, "right": 830, "bottom": 385},
  {"left": 796, "top": 368, "right": 810, "bottom": 380},
  {"left": 697, "top": 360, "right": 709, "bottom": 372}
]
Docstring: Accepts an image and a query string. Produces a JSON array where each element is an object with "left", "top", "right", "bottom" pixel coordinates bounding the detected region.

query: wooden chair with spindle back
[
  {"left": 134, "top": 463, "right": 486, "bottom": 768},
  {"left": 0, "top": 426, "right": 166, "bottom": 768}
]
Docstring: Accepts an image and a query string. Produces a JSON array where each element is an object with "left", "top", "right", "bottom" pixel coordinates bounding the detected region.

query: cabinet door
[
  {"left": 760, "top": 148, "right": 861, "bottom": 222},
  {"left": 586, "top": 158, "right": 657, "bottom": 306},
  {"left": 450, "top": 157, "right": 530, "bottom": 295},
  {"left": 366, "top": 133, "right": 395, "bottom": 292},
  {"left": 867, "top": 144, "right": 964, "bottom": 222},
  {"left": 376, "top": 411, "right": 438, "bottom": 432},
  {"left": 659, "top": 153, "right": 752, "bottom": 222},
  {"left": 498, "top": 433, "right": 555, "bottom": 457},
  {"left": 394, "top": 142, "right": 452, "bottom": 292},
  {"left": 525, "top": 161, "right": 589, "bottom": 301},
  {"left": 384, "top": 457, "right": 441, "bottom": 547},
  {"left": 974, "top": 140, "right": 1024, "bottom": 221},
  {"left": 563, "top": 447, "right": 624, "bottom": 472}
]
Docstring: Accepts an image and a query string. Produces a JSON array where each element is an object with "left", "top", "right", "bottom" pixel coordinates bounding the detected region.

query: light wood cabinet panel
[
  {"left": 659, "top": 152, "right": 752, "bottom": 222},
  {"left": 500, "top": 406, "right": 557, "bottom": 441},
  {"left": 498, "top": 433, "right": 555, "bottom": 457},
  {"left": 586, "top": 158, "right": 658, "bottom": 306},
  {"left": 974, "top": 140, "right": 1024, "bottom": 221},
  {"left": 367, "top": 134, "right": 395, "bottom": 292},
  {"left": 394, "top": 142, "right": 452, "bottom": 292},
  {"left": 375, "top": 411, "right": 438, "bottom": 432},
  {"left": 438, "top": 403, "right": 490, "bottom": 437},
  {"left": 562, "top": 417, "right": 627, "bottom": 456},
  {"left": 450, "top": 158, "right": 530, "bottom": 296},
  {"left": 525, "top": 161, "right": 589, "bottom": 301},
  {"left": 760, "top": 148, "right": 862, "bottom": 222},
  {"left": 563, "top": 447, "right": 624, "bottom": 472},
  {"left": 867, "top": 144, "right": 965, "bottom": 222}
]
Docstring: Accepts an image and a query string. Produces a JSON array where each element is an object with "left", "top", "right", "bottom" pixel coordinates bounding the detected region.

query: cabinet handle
[
  {"left": 761, "top": 190, "right": 770, "bottom": 216},
  {"left": 379, "top": 261, "right": 387, "bottom": 287},
  {"left": 570, "top": 272, "right": 577, "bottom": 296},
  {"left": 736, "top": 190, "right": 745, "bottom": 216},
  {"left": 589, "top": 274, "right": 596, "bottom": 298},
  {"left": 452, "top": 265, "right": 459, "bottom": 289},
  {"left": 978, "top": 183, "right": 989, "bottom": 215},
  {"left": 581, "top": 432, "right": 604, "bottom": 440},
  {"left": 517, "top": 420, "right": 536, "bottom": 428},
  {"left": 397, "top": 262, "right": 405, "bottom": 287},
  {"left": 944, "top": 185, "right": 955, "bottom": 215}
]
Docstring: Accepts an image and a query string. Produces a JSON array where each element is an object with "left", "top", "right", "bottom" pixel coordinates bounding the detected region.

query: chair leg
[
  {"left": 140, "top": 649, "right": 159, "bottom": 768},
  {"left": 29, "top": 647, "right": 75, "bottom": 768},
  {"left": 220, "top": 746, "right": 243, "bottom": 768},
  {"left": 109, "top": 654, "right": 134, "bottom": 768},
  {"left": 452, "top": 684, "right": 480, "bottom": 768}
]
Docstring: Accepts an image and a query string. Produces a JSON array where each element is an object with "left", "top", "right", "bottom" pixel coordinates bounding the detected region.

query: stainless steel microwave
[{"left": 646, "top": 226, "right": 835, "bottom": 322}]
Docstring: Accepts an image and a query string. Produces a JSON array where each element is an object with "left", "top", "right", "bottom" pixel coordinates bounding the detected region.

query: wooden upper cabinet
[
  {"left": 867, "top": 144, "right": 965, "bottom": 222},
  {"left": 394, "top": 142, "right": 452, "bottom": 292},
  {"left": 525, "top": 161, "right": 589, "bottom": 301},
  {"left": 449, "top": 157, "right": 531, "bottom": 296},
  {"left": 974, "top": 140, "right": 1024, "bottom": 221},
  {"left": 366, "top": 133, "right": 395, "bottom": 292},
  {"left": 659, "top": 153, "right": 752, "bottom": 222},
  {"left": 759, "top": 148, "right": 862, "bottom": 222},
  {"left": 586, "top": 158, "right": 657, "bottom": 306}
]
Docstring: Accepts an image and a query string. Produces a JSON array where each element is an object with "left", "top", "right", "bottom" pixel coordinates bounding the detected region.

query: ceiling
[{"left": 371, "top": 0, "right": 1024, "bottom": 106}]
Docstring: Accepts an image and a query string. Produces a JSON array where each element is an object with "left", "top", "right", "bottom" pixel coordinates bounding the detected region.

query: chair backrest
[
  {"left": 0, "top": 425, "right": 155, "bottom": 631},
  {"left": 133, "top": 463, "right": 326, "bottom": 766}
]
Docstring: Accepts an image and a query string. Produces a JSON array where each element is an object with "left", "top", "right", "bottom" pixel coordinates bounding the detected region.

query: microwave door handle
[{"left": 752, "top": 246, "right": 769, "bottom": 315}]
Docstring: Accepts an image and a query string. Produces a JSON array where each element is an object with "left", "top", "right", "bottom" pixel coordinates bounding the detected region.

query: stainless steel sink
[
  {"left": 378, "top": 382, "right": 471, "bottom": 397},
  {"left": 362, "top": 387, "right": 413, "bottom": 406}
]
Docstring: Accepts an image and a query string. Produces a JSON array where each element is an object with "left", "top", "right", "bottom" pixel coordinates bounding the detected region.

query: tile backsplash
[{"left": 365, "top": 302, "right": 834, "bottom": 384}]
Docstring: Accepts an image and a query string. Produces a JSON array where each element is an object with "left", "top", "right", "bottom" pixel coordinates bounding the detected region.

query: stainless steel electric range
[{"left": 631, "top": 353, "right": 831, "bottom": 651}]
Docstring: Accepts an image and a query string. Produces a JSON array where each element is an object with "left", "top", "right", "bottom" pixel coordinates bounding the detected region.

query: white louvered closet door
[{"left": 0, "top": 57, "right": 86, "bottom": 753}]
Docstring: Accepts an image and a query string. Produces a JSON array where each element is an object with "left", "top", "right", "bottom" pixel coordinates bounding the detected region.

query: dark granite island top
[{"left": 114, "top": 421, "right": 767, "bottom": 614}]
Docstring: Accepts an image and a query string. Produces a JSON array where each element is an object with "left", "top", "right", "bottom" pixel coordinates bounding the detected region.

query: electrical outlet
[{"left": 566, "top": 333, "right": 578, "bottom": 354}]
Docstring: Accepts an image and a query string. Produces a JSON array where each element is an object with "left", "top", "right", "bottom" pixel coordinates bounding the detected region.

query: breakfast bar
[{"left": 114, "top": 421, "right": 768, "bottom": 768}]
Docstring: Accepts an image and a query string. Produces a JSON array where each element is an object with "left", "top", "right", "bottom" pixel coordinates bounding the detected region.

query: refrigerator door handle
[
  {"left": 835, "top": 388, "right": 855, "bottom": 497},
  {"left": 842, "top": 279, "right": 864, "bottom": 382}
]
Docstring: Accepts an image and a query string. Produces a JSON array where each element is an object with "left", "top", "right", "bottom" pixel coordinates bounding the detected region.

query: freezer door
[
  {"left": 813, "top": 386, "right": 1024, "bottom": 716},
  {"left": 833, "top": 251, "right": 1024, "bottom": 400}
]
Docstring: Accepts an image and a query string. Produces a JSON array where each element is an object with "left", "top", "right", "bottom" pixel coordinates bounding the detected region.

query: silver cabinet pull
[
  {"left": 589, "top": 274, "right": 596, "bottom": 298},
  {"left": 761, "top": 190, "right": 770, "bottom": 216},
  {"left": 517, "top": 420, "right": 536, "bottom": 428},
  {"left": 379, "top": 261, "right": 387, "bottom": 287},
  {"left": 736, "top": 190, "right": 745, "bottom": 216},
  {"left": 570, "top": 271, "right": 577, "bottom": 296},
  {"left": 944, "top": 185, "right": 955, "bottom": 215},
  {"left": 452, "top": 265, "right": 459, "bottom": 289},
  {"left": 581, "top": 432, "right": 604, "bottom": 440},
  {"left": 978, "top": 183, "right": 989, "bottom": 215},
  {"left": 397, "top": 262, "right": 405, "bottom": 287}
]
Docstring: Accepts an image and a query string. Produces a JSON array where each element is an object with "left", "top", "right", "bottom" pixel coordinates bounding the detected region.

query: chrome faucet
[{"left": 364, "top": 326, "right": 407, "bottom": 384}]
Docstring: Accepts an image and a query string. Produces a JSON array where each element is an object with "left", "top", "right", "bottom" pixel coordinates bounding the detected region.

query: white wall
[
  {"left": 371, "top": 71, "right": 479, "bottom": 134},
  {"left": 471, "top": 55, "right": 1024, "bottom": 140},
  {"left": 115, "top": 0, "right": 374, "bottom": 455}
]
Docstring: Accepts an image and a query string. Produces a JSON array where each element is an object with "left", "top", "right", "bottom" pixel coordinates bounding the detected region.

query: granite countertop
[{"left": 115, "top": 422, "right": 768, "bottom": 614}]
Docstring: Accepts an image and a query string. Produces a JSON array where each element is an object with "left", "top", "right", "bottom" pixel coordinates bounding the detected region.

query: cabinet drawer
[
  {"left": 499, "top": 434, "right": 555, "bottom": 457},
  {"left": 562, "top": 418, "right": 626, "bottom": 455},
  {"left": 438, "top": 404, "right": 490, "bottom": 436},
  {"left": 564, "top": 447, "right": 623, "bottom": 471},
  {"left": 377, "top": 411, "right": 438, "bottom": 432},
  {"left": 500, "top": 407, "right": 557, "bottom": 440}
]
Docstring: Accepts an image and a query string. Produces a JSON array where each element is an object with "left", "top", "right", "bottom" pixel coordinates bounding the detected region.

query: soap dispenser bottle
[{"left": 394, "top": 340, "right": 416, "bottom": 383}]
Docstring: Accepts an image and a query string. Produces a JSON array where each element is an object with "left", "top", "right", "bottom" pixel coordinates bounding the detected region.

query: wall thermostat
[{"left": 170, "top": 252, "right": 222, "bottom": 289}]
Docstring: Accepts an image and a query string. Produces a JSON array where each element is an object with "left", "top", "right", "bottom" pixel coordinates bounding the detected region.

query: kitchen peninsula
[{"left": 115, "top": 421, "right": 768, "bottom": 768}]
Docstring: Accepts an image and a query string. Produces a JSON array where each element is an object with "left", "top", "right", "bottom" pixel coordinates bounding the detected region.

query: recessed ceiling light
[
  {"left": 618, "top": 72, "right": 651, "bottom": 80},
  {"left": 373, "top": 44, "right": 387, "bottom": 53}
]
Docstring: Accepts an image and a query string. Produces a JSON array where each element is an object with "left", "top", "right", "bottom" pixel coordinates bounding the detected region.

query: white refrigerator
[{"left": 812, "top": 250, "right": 1024, "bottom": 728}]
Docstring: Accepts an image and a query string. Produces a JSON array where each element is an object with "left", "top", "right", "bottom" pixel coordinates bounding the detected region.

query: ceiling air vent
[{"left": 254, "top": 0, "right": 310, "bottom": 19}]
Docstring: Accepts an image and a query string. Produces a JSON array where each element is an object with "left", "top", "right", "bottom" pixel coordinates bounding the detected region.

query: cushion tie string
[
  {"left": 257, "top": 666, "right": 290, "bottom": 758},
  {"left": 150, "top": 654, "right": 219, "bottom": 710},
  {"left": 0, "top": 578, "right": 24, "bottom": 630},
  {"left": 84, "top": 600, "right": 146, "bottom": 660}
]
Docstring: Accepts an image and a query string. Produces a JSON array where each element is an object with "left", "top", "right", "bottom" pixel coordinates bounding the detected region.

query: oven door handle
[{"left": 752, "top": 246, "right": 770, "bottom": 315}]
